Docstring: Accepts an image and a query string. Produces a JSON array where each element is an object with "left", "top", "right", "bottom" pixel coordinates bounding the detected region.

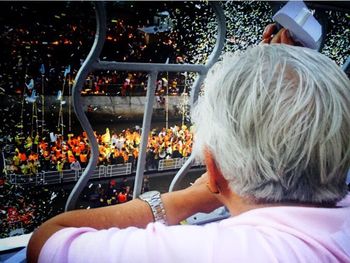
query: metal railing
[
  {"left": 158, "top": 158, "right": 183, "bottom": 171},
  {"left": 66, "top": 2, "right": 226, "bottom": 211},
  {"left": 9, "top": 173, "right": 43, "bottom": 185},
  {"left": 42, "top": 171, "right": 61, "bottom": 185},
  {"left": 106, "top": 163, "right": 132, "bottom": 177},
  {"left": 6, "top": 158, "right": 202, "bottom": 186},
  {"left": 157, "top": 157, "right": 204, "bottom": 171},
  {"left": 7, "top": 163, "right": 132, "bottom": 186},
  {"left": 61, "top": 169, "right": 78, "bottom": 183},
  {"left": 82, "top": 165, "right": 106, "bottom": 179}
]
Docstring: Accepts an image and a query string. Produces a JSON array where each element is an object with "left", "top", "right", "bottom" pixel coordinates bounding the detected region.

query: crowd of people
[
  {"left": 0, "top": 1, "right": 192, "bottom": 97},
  {"left": 4, "top": 124, "right": 193, "bottom": 176},
  {"left": 1, "top": 2, "right": 348, "bottom": 140},
  {"left": 81, "top": 71, "right": 187, "bottom": 96},
  {"left": 0, "top": 174, "right": 145, "bottom": 238},
  {"left": 0, "top": 179, "right": 69, "bottom": 238},
  {"left": 2, "top": 2, "right": 347, "bottom": 97}
]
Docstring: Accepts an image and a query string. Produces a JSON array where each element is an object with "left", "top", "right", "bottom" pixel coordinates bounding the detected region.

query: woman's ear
[{"left": 204, "top": 148, "right": 226, "bottom": 194}]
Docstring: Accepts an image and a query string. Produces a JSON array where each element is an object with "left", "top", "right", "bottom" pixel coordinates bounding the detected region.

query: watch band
[{"left": 139, "top": 191, "right": 168, "bottom": 225}]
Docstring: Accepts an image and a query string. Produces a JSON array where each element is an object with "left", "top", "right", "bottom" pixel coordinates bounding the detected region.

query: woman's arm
[{"left": 27, "top": 173, "right": 222, "bottom": 263}]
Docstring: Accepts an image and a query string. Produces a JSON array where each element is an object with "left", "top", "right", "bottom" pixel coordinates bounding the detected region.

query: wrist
[
  {"left": 186, "top": 183, "right": 223, "bottom": 213},
  {"left": 138, "top": 191, "right": 168, "bottom": 225},
  {"left": 162, "top": 186, "right": 222, "bottom": 225}
]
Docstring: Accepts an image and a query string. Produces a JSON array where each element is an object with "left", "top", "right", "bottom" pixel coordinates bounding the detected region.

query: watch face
[{"left": 140, "top": 191, "right": 159, "bottom": 199}]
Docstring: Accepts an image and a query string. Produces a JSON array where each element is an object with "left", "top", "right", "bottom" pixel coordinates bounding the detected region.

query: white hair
[{"left": 192, "top": 44, "right": 350, "bottom": 204}]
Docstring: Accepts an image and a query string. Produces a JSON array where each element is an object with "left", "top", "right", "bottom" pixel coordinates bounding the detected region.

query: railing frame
[
  {"left": 62, "top": 1, "right": 226, "bottom": 210},
  {"left": 6, "top": 157, "right": 204, "bottom": 187}
]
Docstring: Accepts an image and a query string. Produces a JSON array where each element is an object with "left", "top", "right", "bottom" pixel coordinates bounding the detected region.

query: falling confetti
[{"left": 0, "top": 1, "right": 348, "bottom": 239}]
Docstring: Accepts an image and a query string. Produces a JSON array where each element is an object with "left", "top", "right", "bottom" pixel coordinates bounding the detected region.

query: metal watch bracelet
[{"left": 138, "top": 191, "right": 168, "bottom": 225}]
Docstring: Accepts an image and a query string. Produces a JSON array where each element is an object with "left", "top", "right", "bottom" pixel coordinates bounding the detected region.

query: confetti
[{"left": 0, "top": 1, "right": 349, "bottom": 239}]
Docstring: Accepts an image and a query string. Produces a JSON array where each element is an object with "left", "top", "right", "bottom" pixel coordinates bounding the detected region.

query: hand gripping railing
[{"left": 65, "top": 1, "right": 226, "bottom": 211}]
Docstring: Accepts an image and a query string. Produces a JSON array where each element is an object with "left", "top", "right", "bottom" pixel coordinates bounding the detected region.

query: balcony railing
[{"left": 6, "top": 157, "right": 204, "bottom": 186}]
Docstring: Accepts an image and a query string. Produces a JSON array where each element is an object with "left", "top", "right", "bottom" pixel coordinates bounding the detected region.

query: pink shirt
[{"left": 39, "top": 195, "right": 350, "bottom": 263}]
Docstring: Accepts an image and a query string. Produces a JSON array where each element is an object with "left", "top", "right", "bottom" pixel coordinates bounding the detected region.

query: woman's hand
[
  {"left": 261, "top": 24, "right": 296, "bottom": 45},
  {"left": 191, "top": 172, "right": 210, "bottom": 187},
  {"left": 162, "top": 172, "right": 224, "bottom": 223}
]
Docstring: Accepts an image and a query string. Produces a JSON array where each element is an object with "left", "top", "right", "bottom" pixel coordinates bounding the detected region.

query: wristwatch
[{"left": 138, "top": 191, "right": 168, "bottom": 225}]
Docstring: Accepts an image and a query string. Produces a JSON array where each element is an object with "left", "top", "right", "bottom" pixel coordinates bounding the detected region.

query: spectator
[
  {"left": 70, "top": 159, "right": 81, "bottom": 178},
  {"left": 28, "top": 33, "right": 350, "bottom": 262},
  {"left": 117, "top": 191, "right": 127, "bottom": 203},
  {"left": 142, "top": 176, "right": 150, "bottom": 193},
  {"left": 70, "top": 159, "right": 81, "bottom": 171}
]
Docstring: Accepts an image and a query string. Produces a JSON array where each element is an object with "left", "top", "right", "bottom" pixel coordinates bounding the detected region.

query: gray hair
[{"left": 192, "top": 44, "right": 350, "bottom": 205}]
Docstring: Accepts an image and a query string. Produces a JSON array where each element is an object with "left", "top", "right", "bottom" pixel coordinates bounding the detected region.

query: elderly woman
[{"left": 28, "top": 37, "right": 350, "bottom": 262}]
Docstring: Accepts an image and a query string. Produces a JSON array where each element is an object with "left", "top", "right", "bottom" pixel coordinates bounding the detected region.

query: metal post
[
  {"left": 182, "top": 73, "right": 187, "bottom": 126},
  {"left": 69, "top": 78, "right": 72, "bottom": 132},
  {"left": 65, "top": 1, "right": 106, "bottom": 212},
  {"left": 165, "top": 72, "right": 169, "bottom": 130},
  {"left": 169, "top": 155, "right": 194, "bottom": 192},
  {"left": 133, "top": 71, "right": 158, "bottom": 199},
  {"left": 31, "top": 103, "right": 35, "bottom": 138},
  {"left": 58, "top": 79, "right": 65, "bottom": 136},
  {"left": 165, "top": 58, "right": 169, "bottom": 130},
  {"left": 1, "top": 150, "right": 7, "bottom": 176},
  {"left": 41, "top": 74, "right": 45, "bottom": 134}
]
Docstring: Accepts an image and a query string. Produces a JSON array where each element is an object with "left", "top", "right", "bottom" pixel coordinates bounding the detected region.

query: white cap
[{"left": 273, "top": 1, "right": 322, "bottom": 50}]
